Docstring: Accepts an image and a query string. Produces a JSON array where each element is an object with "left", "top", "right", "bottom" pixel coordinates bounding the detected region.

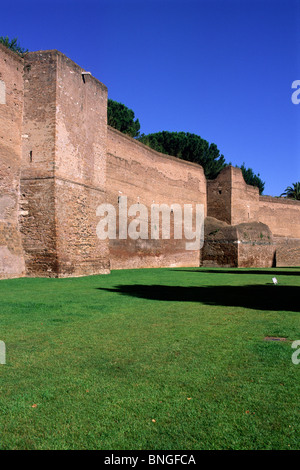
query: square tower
[{"left": 20, "top": 50, "right": 110, "bottom": 276}]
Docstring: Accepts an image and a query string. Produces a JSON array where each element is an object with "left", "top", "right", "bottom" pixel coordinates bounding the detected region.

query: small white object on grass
[{"left": 272, "top": 277, "right": 278, "bottom": 285}]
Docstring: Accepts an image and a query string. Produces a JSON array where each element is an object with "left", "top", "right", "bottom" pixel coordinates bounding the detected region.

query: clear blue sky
[{"left": 1, "top": 0, "right": 299, "bottom": 195}]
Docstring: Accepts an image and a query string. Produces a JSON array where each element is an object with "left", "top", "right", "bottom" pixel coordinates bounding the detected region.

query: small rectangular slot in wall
[
  {"left": 0, "top": 80, "right": 6, "bottom": 104},
  {"left": 29, "top": 151, "right": 33, "bottom": 163}
]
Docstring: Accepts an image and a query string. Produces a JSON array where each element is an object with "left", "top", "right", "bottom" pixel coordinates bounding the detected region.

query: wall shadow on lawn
[
  {"left": 171, "top": 269, "right": 300, "bottom": 276},
  {"left": 97, "top": 284, "right": 300, "bottom": 312}
]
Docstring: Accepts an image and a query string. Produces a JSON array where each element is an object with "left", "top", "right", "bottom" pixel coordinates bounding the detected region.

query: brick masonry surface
[{"left": 0, "top": 45, "right": 299, "bottom": 278}]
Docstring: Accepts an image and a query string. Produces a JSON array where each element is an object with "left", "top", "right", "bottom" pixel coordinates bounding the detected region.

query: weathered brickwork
[
  {"left": 20, "top": 178, "right": 59, "bottom": 276},
  {"left": 273, "top": 236, "right": 300, "bottom": 267},
  {"left": 54, "top": 52, "right": 109, "bottom": 276},
  {"left": 202, "top": 217, "right": 275, "bottom": 268},
  {"left": 0, "top": 45, "right": 299, "bottom": 279},
  {"left": 258, "top": 196, "right": 300, "bottom": 238},
  {"left": 0, "top": 44, "right": 25, "bottom": 278},
  {"left": 236, "top": 222, "right": 275, "bottom": 268},
  {"left": 19, "top": 50, "right": 109, "bottom": 277},
  {"left": 55, "top": 180, "right": 110, "bottom": 277},
  {"left": 206, "top": 166, "right": 300, "bottom": 267},
  {"left": 107, "top": 126, "right": 207, "bottom": 269},
  {"left": 207, "top": 165, "right": 260, "bottom": 225},
  {"left": 202, "top": 217, "right": 239, "bottom": 267},
  {"left": 19, "top": 51, "right": 57, "bottom": 275}
]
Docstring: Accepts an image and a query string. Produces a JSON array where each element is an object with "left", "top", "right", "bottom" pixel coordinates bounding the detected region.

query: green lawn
[{"left": 0, "top": 267, "right": 300, "bottom": 450}]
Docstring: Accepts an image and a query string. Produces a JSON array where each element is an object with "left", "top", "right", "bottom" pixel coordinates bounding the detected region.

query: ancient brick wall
[
  {"left": 207, "top": 166, "right": 260, "bottom": 225},
  {"left": 207, "top": 167, "right": 233, "bottom": 224},
  {"left": 258, "top": 196, "right": 300, "bottom": 238},
  {"left": 20, "top": 51, "right": 57, "bottom": 275},
  {"left": 236, "top": 222, "right": 275, "bottom": 268},
  {"left": 0, "top": 44, "right": 25, "bottom": 278},
  {"left": 20, "top": 50, "right": 110, "bottom": 277},
  {"left": 259, "top": 196, "right": 300, "bottom": 266},
  {"left": 1, "top": 45, "right": 298, "bottom": 278},
  {"left": 273, "top": 236, "right": 300, "bottom": 267},
  {"left": 106, "top": 126, "right": 207, "bottom": 269},
  {"left": 202, "top": 217, "right": 275, "bottom": 268},
  {"left": 258, "top": 197, "right": 300, "bottom": 267},
  {"left": 54, "top": 52, "right": 109, "bottom": 276},
  {"left": 208, "top": 166, "right": 300, "bottom": 239},
  {"left": 201, "top": 217, "right": 239, "bottom": 267},
  {"left": 207, "top": 166, "right": 300, "bottom": 266},
  {"left": 230, "top": 167, "right": 260, "bottom": 225}
]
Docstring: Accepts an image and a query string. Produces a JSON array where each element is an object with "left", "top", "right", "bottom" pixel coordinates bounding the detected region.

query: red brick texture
[
  {"left": 0, "top": 44, "right": 25, "bottom": 278},
  {"left": 0, "top": 46, "right": 299, "bottom": 279},
  {"left": 206, "top": 166, "right": 300, "bottom": 267},
  {"left": 20, "top": 50, "right": 110, "bottom": 277},
  {"left": 202, "top": 217, "right": 275, "bottom": 268},
  {"left": 106, "top": 126, "right": 207, "bottom": 269}
]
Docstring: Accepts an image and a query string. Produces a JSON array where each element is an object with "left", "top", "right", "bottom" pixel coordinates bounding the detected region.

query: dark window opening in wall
[
  {"left": 29, "top": 151, "right": 33, "bottom": 163},
  {"left": 118, "top": 196, "right": 121, "bottom": 204},
  {"left": 219, "top": 190, "right": 222, "bottom": 195}
]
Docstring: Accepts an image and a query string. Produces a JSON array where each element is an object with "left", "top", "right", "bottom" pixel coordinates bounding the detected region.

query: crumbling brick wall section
[
  {"left": 201, "top": 217, "right": 239, "bottom": 267},
  {"left": 236, "top": 222, "right": 275, "bottom": 268},
  {"left": 202, "top": 217, "right": 275, "bottom": 268},
  {"left": 106, "top": 126, "right": 207, "bottom": 269},
  {"left": 20, "top": 50, "right": 110, "bottom": 277},
  {"left": 0, "top": 44, "right": 25, "bottom": 278},
  {"left": 207, "top": 167, "right": 300, "bottom": 266}
]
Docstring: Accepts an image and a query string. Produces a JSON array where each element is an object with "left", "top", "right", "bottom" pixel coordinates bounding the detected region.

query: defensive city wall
[{"left": 0, "top": 45, "right": 299, "bottom": 278}]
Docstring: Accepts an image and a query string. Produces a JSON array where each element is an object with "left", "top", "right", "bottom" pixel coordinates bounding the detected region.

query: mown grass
[{"left": 0, "top": 267, "right": 299, "bottom": 450}]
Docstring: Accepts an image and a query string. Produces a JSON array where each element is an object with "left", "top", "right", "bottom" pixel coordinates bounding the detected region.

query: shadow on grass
[
  {"left": 97, "top": 284, "right": 300, "bottom": 312},
  {"left": 171, "top": 269, "right": 300, "bottom": 276}
]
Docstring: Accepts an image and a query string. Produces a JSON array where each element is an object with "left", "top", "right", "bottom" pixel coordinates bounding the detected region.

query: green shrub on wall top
[{"left": 0, "top": 36, "right": 28, "bottom": 56}]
